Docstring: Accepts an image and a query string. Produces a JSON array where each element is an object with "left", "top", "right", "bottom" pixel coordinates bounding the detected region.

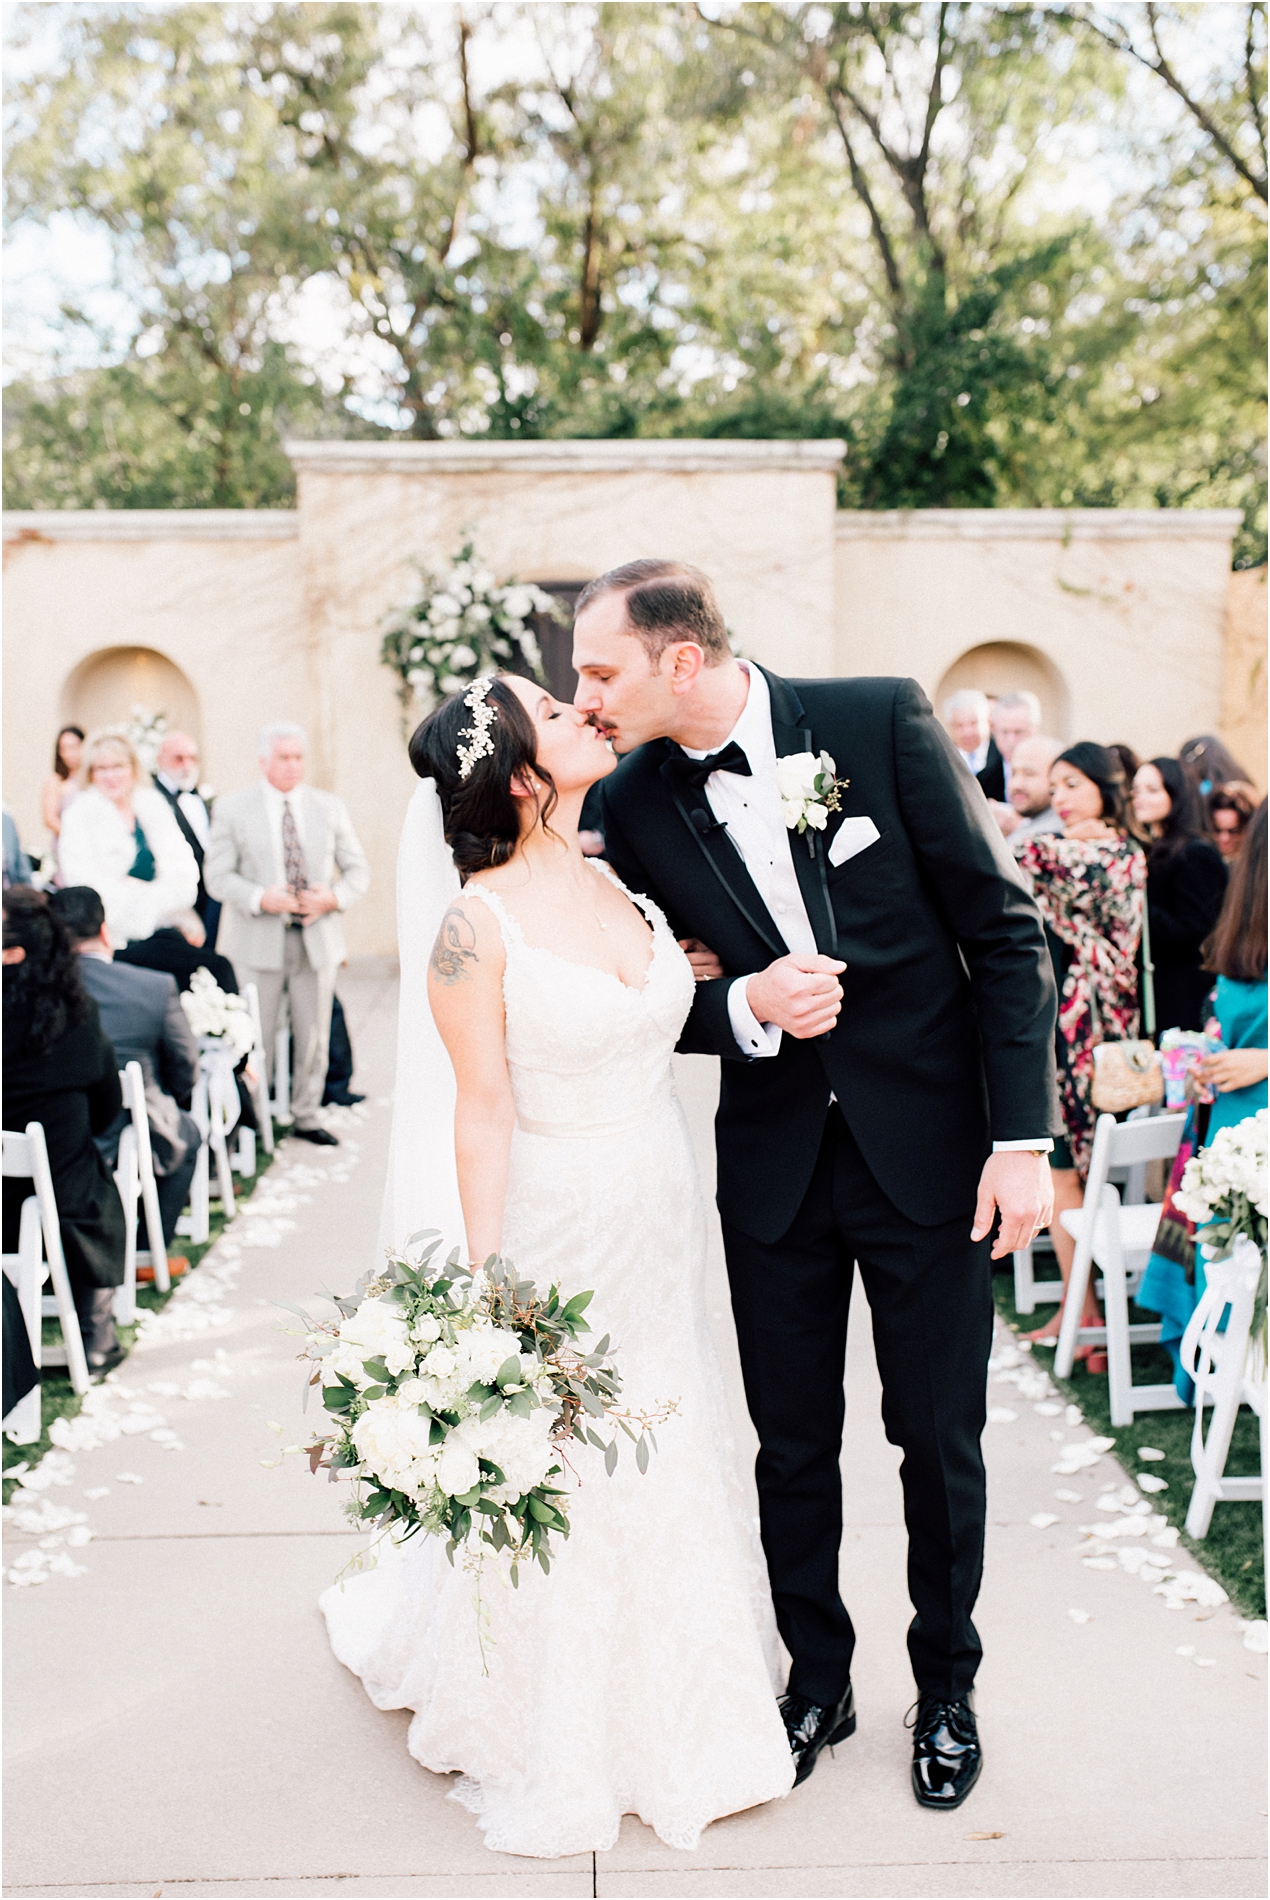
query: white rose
[
  {"left": 461, "top": 1327, "right": 525, "bottom": 1386},
  {"left": 804, "top": 800, "right": 829, "bottom": 830},
  {"left": 423, "top": 1345, "right": 457, "bottom": 1380},
  {"left": 412, "top": 1314, "right": 442, "bottom": 1343},
  {"left": 435, "top": 1440, "right": 481, "bottom": 1498},
  {"left": 395, "top": 1377, "right": 432, "bottom": 1408},
  {"left": 774, "top": 752, "right": 820, "bottom": 804},
  {"left": 502, "top": 585, "right": 534, "bottom": 620}
]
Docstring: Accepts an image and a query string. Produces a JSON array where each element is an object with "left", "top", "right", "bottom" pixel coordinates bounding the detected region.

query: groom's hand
[
  {"left": 746, "top": 954, "right": 846, "bottom": 1039},
  {"left": 972, "top": 1151, "right": 1054, "bottom": 1260}
]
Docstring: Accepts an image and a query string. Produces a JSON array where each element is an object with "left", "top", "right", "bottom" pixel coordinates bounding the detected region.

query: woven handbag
[{"left": 1087, "top": 903, "right": 1163, "bottom": 1113}]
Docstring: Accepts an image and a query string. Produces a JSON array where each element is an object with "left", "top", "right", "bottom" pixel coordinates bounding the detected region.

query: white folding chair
[
  {"left": 2, "top": 1122, "right": 90, "bottom": 1414},
  {"left": 112, "top": 1061, "right": 170, "bottom": 1302},
  {"left": 195, "top": 1042, "right": 239, "bottom": 1225},
  {"left": 243, "top": 983, "right": 276, "bottom": 1155},
  {"left": 1179, "top": 1239, "right": 1265, "bottom": 1560},
  {"left": 1014, "top": 1107, "right": 1154, "bottom": 1314},
  {"left": 1054, "top": 1109, "right": 1188, "bottom": 1427}
]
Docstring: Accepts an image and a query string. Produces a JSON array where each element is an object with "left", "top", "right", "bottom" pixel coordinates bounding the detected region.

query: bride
[{"left": 320, "top": 673, "right": 794, "bottom": 1859}]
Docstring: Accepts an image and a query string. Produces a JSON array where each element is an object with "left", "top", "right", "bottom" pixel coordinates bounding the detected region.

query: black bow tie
[{"left": 668, "top": 740, "right": 752, "bottom": 792}]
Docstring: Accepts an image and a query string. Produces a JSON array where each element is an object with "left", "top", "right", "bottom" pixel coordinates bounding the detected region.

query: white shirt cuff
[
  {"left": 992, "top": 1138, "right": 1055, "bottom": 1154},
  {"left": 728, "top": 977, "right": 782, "bottom": 1059},
  {"left": 249, "top": 886, "right": 265, "bottom": 917}
]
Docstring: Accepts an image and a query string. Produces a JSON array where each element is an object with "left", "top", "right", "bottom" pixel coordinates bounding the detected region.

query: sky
[{"left": 0, "top": 0, "right": 1245, "bottom": 393}]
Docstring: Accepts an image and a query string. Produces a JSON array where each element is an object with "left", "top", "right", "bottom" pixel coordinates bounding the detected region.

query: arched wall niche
[
  {"left": 61, "top": 646, "right": 201, "bottom": 745},
  {"left": 934, "top": 641, "right": 1070, "bottom": 741}
]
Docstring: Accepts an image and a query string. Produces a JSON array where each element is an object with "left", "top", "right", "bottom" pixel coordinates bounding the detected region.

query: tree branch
[{"left": 824, "top": 84, "right": 905, "bottom": 317}]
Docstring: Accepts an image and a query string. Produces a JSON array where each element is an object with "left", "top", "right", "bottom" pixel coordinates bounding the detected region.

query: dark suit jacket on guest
[
  {"left": 115, "top": 927, "right": 237, "bottom": 996},
  {"left": 599, "top": 670, "right": 1058, "bottom": 1243},
  {"left": 3, "top": 999, "right": 127, "bottom": 1290},
  {"left": 153, "top": 780, "right": 214, "bottom": 919},
  {"left": 78, "top": 956, "right": 200, "bottom": 1175},
  {"left": 1146, "top": 835, "right": 1229, "bottom": 1034},
  {"left": 976, "top": 736, "right": 1006, "bottom": 804}
]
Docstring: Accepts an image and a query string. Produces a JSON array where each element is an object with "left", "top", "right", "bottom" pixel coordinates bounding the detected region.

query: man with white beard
[{"left": 153, "top": 732, "right": 218, "bottom": 946}]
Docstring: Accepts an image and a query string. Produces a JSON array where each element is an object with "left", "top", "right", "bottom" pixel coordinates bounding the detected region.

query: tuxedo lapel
[
  {"left": 657, "top": 753, "right": 785, "bottom": 959},
  {"left": 761, "top": 670, "right": 840, "bottom": 958}
]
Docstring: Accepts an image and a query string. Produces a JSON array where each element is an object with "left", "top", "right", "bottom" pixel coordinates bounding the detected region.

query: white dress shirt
[
  {"left": 681, "top": 666, "right": 1051, "bottom": 1154},
  {"left": 156, "top": 771, "right": 210, "bottom": 849}
]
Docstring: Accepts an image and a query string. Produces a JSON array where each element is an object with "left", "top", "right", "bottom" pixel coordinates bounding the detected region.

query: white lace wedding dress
[{"left": 321, "top": 861, "right": 794, "bottom": 1858}]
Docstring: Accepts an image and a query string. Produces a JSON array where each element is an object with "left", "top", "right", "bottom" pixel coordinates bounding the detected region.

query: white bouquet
[
  {"left": 775, "top": 749, "right": 849, "bottom": 840},
  {"left": 180, "top": 967, "right": 255, "bottom": 1061},
  {"left": 299, "top": 1233, "right": 672, "bottom": 1588},
  {"left": 380, "top": 539, "right": 564, "bottom": 718},
  {"left": 1174, "top": 1107, "right": 1268, "bottom": 1344}
]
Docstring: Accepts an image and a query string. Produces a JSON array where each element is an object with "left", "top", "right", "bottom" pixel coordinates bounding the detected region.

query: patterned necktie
[
  {"left": 667, "top": 740, "right": 753, "bottom": 792},
  {"left": 282, "top": 798, "right": 307, "bottom": 901}
]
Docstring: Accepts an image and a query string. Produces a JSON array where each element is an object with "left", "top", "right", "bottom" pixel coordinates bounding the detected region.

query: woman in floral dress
[{"left": 1015, "top": 744, "right": 1146, "bottom": 1354}]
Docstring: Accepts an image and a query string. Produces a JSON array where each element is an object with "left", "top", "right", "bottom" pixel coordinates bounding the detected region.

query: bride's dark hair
[{"left": 409, "top": 676, "right": 558, "bottom": 882}]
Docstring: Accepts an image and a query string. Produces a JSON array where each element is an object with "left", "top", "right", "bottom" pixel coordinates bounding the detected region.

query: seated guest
[
  {"left": 58, "top": 729, "right": 198, "bottom": 945},
  {"left": 1132, "top": 756, "right": 1228, "bottom": 1034},
  {"left": 153, "top": 732, "right": 220, "bottom": 947},
  {"left": 49, "top": 886, "right": 199, "bottom": 1250},
  {"left": 1140, "top": 799, "right": 1267, "bottom": 1394},
  {"left": 2, "top": 886, "right": 128, "bottom": 1373},
  {"left": 116, "top": 908, "right": 238, "bottom": 995},
  {"left": 942, "top": 688, "right": 992, "bottom": 779},
  {"left": 1208, "top": 781, "right": 1257, "bottom": 864},
  {"left": 989, "top": 733, "right": 1062, "bottom": 847}
]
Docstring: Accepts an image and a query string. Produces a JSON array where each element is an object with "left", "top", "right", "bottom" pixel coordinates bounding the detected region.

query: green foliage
[{"left": 3, "top": 1, "right": 1264, "bottom": 552}]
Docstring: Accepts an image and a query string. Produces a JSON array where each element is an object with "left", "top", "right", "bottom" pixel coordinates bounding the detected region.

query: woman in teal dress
[{"left": 1139, "top": 799, "right": 1267, "bottom": 1395}]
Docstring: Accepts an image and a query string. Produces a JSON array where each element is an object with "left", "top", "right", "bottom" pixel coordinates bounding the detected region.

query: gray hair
[
  {"left": 942, "top": 689, "right": 990, "bottom": 721},
  {"left": 158, "top": 907, "right": 206, "bottom": 945},
  {"left": 257, "top": 722, "right": 306, "bottom": 763},
  {"left": 994, "top": 691, "right": 1042, "bottom": 726}
]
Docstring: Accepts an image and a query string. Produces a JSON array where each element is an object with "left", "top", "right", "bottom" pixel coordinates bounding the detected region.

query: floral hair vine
[{"left": 456, "top": 676, "right": 498, "bottom": 780}]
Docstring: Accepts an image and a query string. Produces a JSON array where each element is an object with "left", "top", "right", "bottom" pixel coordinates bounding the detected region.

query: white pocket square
[{"left": 828, "top": 816, "right": 880, "bottom": 868}]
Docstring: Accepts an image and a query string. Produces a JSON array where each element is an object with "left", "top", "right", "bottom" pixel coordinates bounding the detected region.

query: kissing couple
[{"left": 322, "top": 559, "right": 1059, "bottom": 1859}]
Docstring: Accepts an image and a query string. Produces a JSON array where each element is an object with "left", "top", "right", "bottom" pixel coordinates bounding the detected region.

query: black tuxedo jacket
[
  {"left": 598, "top": 670, "right": 1058, "bottom": 1242},
  {"left": 114, "top": 927, "right": 238, "bottom": 997},
  {"left": 154, "top": 780, "right": 212, "bottom": 916},
  {"left": 976, "top": 737, "right": 1006, "bottom": 804}
]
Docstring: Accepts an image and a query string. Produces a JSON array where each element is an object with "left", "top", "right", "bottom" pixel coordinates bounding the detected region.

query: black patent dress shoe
[
  {"left": 908, "top": 1694, "right": 982, "bottom": 1809},
  {"left": 779, "top": 1682, "right": 856, "bottom": 1786},
  {"left": 291, "top": 1126, "right": 339, "bottom": 1147}
]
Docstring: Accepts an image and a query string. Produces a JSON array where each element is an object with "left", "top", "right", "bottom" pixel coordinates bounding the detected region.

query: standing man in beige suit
[{"left": 205, "top": 724, "right": 370, "bottom": 1147}]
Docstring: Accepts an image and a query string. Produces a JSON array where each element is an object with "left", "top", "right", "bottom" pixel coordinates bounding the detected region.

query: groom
[{"left": 575, "top": 561, "right": 1058, "bottom": 1810}]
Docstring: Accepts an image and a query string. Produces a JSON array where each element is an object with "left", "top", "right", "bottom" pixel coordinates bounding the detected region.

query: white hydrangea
[
  {"left": 452, "top": 1407, "right": 555, "bottom": 1500},
  {"left": 352, "top": 1396, "right": 438, "bottom": 1488},
  {"left": 337, "top": 1299, "right": 415, "bottom": 1378},
  {"left": 458, "top": 1324, "right": 526, "bottom": 1386},
  {"left": 1175, "top": 1109, "right": 1268, "bottom": 1227},
  {"left": 179, "top": 967, "right": 255, "bottom": 1060}
]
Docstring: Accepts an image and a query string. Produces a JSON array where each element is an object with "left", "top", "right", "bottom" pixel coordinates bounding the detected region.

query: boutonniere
[{"left": 774, "top": 750, "right": 850, "bottom": 850}]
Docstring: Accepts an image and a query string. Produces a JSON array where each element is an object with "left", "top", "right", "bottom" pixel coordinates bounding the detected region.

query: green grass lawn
[
  {"left": 993, "top": 1266, "right": 1266, "bottom": 1621},
  {"left": 3, "top": 1134, "right": 281, "bottom": 1503}
]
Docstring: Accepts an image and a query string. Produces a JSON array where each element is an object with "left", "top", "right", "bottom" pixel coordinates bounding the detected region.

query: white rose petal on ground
[
  {"left": 986, "top": 1407, "right": 1018, "bottom": 1424},
  {"left": 83, "top": 1487, "right": 110, "bottom": 1501},
  {"left": 1030, "top": 1513, "right": 1059, "bottom": 1528},
  {"left": 1054, "top": 1489, "right": 1083, "bottom": 1503},
  {"left": 115, "top": 1473, "right": 144, "bottom": 1485},
  {"left": 1240, "top": 1621, "right": 1269, "bottom": 1652},
  {"left": 1194, "top": 1657, "right": 1217, "bottom": 1668},
  {"left": 1176, "top": 1644, "right": 1196, "bottom": 1656},
  {"left": 1137, "top": 1474, "right": 1168, "bottom": 1493},
  {"left": 46, "top": 1553, "right": 87, "bottom": 1578},
  {"left": 1068, "top": 1608, "right": 1093, "bottom": 1623},
  {"left": 1064, "top": 1404, "right": 1083, "bottom": 1425},
  {"left": 1033, "top": 1402, "right": 1063, "bottom": 1416},
  {"left": 1138, "top": 1447, "right": 1166, "bottom": 1461}
]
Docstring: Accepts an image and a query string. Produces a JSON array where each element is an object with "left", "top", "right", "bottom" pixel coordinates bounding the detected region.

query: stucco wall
[
  {"left": 3, "top": 451, "right": 1256, "bottom": 958},
  {"left": 833, "top": 509, "right": 1244, "bottom": 758}
]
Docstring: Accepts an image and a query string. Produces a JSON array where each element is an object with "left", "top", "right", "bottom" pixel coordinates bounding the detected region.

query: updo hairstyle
[{"left": 409, "top": 677, "right": 558, "bottom": 882}]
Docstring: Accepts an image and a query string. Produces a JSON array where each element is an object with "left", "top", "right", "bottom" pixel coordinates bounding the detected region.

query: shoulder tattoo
[{"left": 430, "top": 905, "right": 479, "bottom": 985}]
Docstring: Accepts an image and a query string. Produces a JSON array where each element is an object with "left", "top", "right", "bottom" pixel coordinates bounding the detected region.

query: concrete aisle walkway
[{"left": 4, "top": 971, "right": 1265, "bottom": 1900}]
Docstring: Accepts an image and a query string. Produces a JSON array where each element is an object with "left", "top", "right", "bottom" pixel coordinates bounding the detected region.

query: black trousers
[{"left": 722, "top": 1106, "right": 993, "bottom": 1705}]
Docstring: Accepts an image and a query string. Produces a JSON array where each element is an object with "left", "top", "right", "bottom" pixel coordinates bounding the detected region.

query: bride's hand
[{"left": 680, "top": 938, "right": 724, "bottom": 981}]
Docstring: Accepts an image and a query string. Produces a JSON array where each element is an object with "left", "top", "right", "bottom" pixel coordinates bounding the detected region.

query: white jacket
[{"left": 58, "top": 786, "right": 199, "bottom": 945}]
